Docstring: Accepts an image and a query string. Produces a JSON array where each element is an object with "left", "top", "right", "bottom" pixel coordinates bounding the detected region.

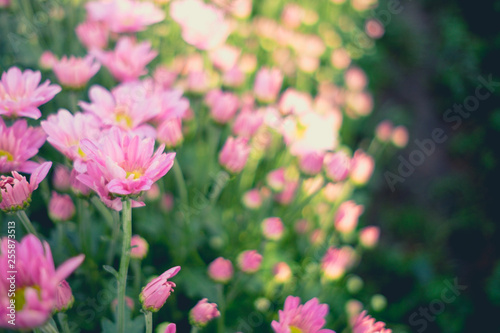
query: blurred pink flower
[
  {"left": 267, "top": 168, "right": 286, "bottom": 191},
  {"left": 0, "top": 118, "right": 46, "bottom": 173},
  {"left": 0, "top": 162, "right": 51, "bottom": 212},
  {"left": 232, "top": 108, "right": 263, "bottom": 138},
  {"left": 359, "top": 226, "right": 380, "bottom": 248},
  {"left": 253, "top": 67, "right": 283, "bottom": 103},
  {"left": 48, "top": 191, "right": 75, "bottom": 222},
  {"left": 0, "top": 67, "right": 61, "bottom": 119},
  {"left": 140, "top": 266, "right": 180, "bottom": 312},
  {"left": 0, "top": 0, "right": 10, "bottom": 8},
  {"left": 77, "top": 128, "right": 176, "bottom": 210},
  {"left": 157, "top": 118, "right": 183, "bottom": 148},
  {"left": 391, "top": 126, "right": 409, "bottom": 148},
  {"left": 0, "top": 235, "right": 84, "bottom": 329},
  {"left": 274, "top": 180, "right": 298, "bottom": 205},
  {"left": 210, "top": 45, "right": 241, "bottom": 72},
  {"left": 189, "top": 298, "right": 220, "bottom": 327},
  {"left": 324, "top": 151, "right": 351, "bottom": 182},
  {"left": 335, "top": 200, "right": 364, "bottom": 234},
  {"left": 130, "top": 235, "right": 149, "bottom": 260},
  {"left": 205, "top": 89, "right": 240, "bottom": 124},
  {"left": 321, "top": 246, "right": 356, "bottom": 281},
  {"left": 237, "top": 250, "right": 262, "bottom": 273},
  {"left": 76, "top": 20, "right": 109, "bottom": 50},
  {"left": 271, "top": 296, "right": 334, "bottom": 333},
  {"left": 375, "top": 120, "right": 393, "bottom": 142},
  {"left": 223, "top": 65, "right": 245, "bottom": 87},
  {"left": 86, "top": 0, "right": 165, "bottom": 33},
  {"left": 345, "top": 67, "right": 368, "bottom": 91},
  {"left": 94, "top": 37, "right": 157, "bottom": 82},
  {"left": 352, "top": 311, "right": 392, "bottom": 333},
  {"left": 349, "top": 150, "right": 374, "bottom": 185},
  {"left": 365, "top": 19, "right": 385, "bottom": 39},
  {"left": 299, "top": 151, "right": 324, "bottom": 175},
  {"left": 262, "top": 217, "right": 284, "bottom": 241},
  {"left": 52, "top": 55, "right": 100, "bottom": 89},
  {"left": 208, "top": 257, "right": 233, "bottom": 283},
  {"left": 279, "top": 89, "right": 313, "bottom": 115},
  {"left": 39, "top": 51, "right": 58, "bottom": 70},
  {"left": 170, "top": 0, "right": 230, "bottom": 50},
  {"left": 55, "top": 280, "right": 74, "bottom": 312},
  {"left": 218, "top": 137, "right": 250, "bottom": 174},
  {"left": 52, "top": 165, "right": 71, "bottom": 191},
  {"left": 154, "top": 66, "right": 178, "bottom": 90},
  {"left": 41, "top": 109, "right": 101, "bottom": 172},
  {"left": 273, "top": 262, "right": 292, "bottom": 283},
  {"left": 165, "top": 323, "right": 176, "bottom": 333},
  {"left": 242, "top": 188, "right": 263, "bottom": 209}
]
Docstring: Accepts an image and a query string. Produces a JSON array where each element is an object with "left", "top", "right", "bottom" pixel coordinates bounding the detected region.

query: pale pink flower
[
  {"left": 0, "top": 0, "right": 10, "bottom": 8},
  {"left": 0, "top": 162, "right": 51, "bottom": 212},
  {"left": 352, "top": 311, "right": 392, "bottom": 333},
  {"left": 70, "top": 168, "right": 92, "bottom": 196},
  {"left": 48, "top": 191, "right": 75, "bottom": 222},
  {"left": 349, "top": 150, "right": 374, "bottom": 185},
  {"left": 273, "top": 262, "right": 292, "bottom": 283},
  {"left": 232, "top": 108, "right": 263, "bottom": 138},
  {"left": 253, "top": 67, "right": 283, "bottom": 103},
  {"left": 52, "top": 165, "right": 71, "bottom": 191},
  {"left": 298, "top": 151, "right": 324, "bottom": 175},
  {"left": 154, "top": 66, "right": 178, "bottom": 90},
  {"left": 157, "top": 118, "right": 183, "bottom": 148},
  {"left": 0, "top": 235, "right": 84, "bottom": 329},
  {"left": 165, "top": 323, "right": 176, "bottom": 333},
  {"left": 375, "top": 120, "right": 393, "bottom": 142},
  {"left": 41, "top": 109, "right": 101, "bottom": 172},
  {"left": 140, "top": 266, "right": 180, "bottom": 312},
  {"left": 39, "top": 51, "right": 58, "bottom": 70},
  {"left": 0, "top": 67, "right": 61, "bottom": 119},
  {"left": 185, "top": 70, "right": 211, "bottom": 93},
  {"left": 189, "top": 298, "right": 220, "bottom": 327},
  {"left": 321, "top": 246, "right": 355, "bottom": 280},
  {"left": 267, "top": 168, "right": 286, "bottom": 191},
  {"left": 86, "top": 0, "right": 165, "bottom": 33},
  {"left": 55, "top": 280, "right": 74, "bottom": 312},
  {"left": 365, "top": 19, "right": 385, "bottom": 39},
  {"left": 345, "top": 67, "right": 368, "bottom": 91},
  {"left": 79, "top": 83, "right": 161, "bottom": 136},
  {"left": 0, "top": 118, "right": 46, "bottom": 173},
  {"left": 279, "top": 89, "right": 313, "bottom": 115},
  {"left": 324, "top": 151, "right": 350, "bottom": 182},
  {"left": 330, "top": 48, "right": 351, "bottom": 69},
  {"left": 94, "top": 37, "right": 157, "bottom": 82},
  {"left": 222, "top": 65, "right": 245, "bottom": 87},
  {"left": 209, "top": 45, "right": 241, "bottom": 72},
  {"left": 281, "top": 3, "right": 304, "bottom": 29},
  {"left": 346, "top": 92, "right": 373, "bottom": 117},
  {"left": 208, "top": 257, "right": 233, "bottom": 283},
  {"left": 205, "top": 89, "right": 239, "bottom": 124},
  {"left": 274, "top": 180, "right": 298, "bottom": 205},
  {"left": 242, "top": 188, "right": 262, "bottom": 209},
  {"left": 77, "top": 128, "right": 176, "bottom": 210},
  {"left": 237, "top": 250, "right": 262, "bottom": 273},
  {"left": 271, "top": 296, "right": 334, "bottom": 333},
  {"left": 170, "top": 0, "right": 230, "bottom": 50},
  {"left": 52, "top": 55, "right": 100, "bottom": 89},
  {"left": 218, "top": 137, "right": 250, "bottom": 174},
  {"left": 76, "top": 20, "right": 109, "bottom": 50},
  {"left": 130, "top": 235, "right": 149, "bottom": 260},
  {"left": 335, "top": 200, "right": 364, "bottom": 234},
  {"left": 391, "top": 126, "right": 409, "bottom": 148},
  {"left": 262, "top": 217, "right": 284, "bottom": 241},
  {"left": 359, "top": 226, "right": 380, "bottom": 248}
]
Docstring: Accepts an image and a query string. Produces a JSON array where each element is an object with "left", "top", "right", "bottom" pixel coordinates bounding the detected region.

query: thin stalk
[
  {"left": 106, "top": 211, "right": 121, "bottom": 266},
  {"left": 77, "top": 198, "right": 89, "bottom": 255},
  {"left": 132, "top": 259, "right": 141, "bottom": 295},
  {"left": 117, "top": 199, "right": 132, "bottom": 333},
  {"left": 190, "top": 327, "right": 199, "bottom": 333},
  {"left": 172, "top": 157, "right": 189, "bottom": 216},
  {"left": 217, "top": 284, "right": 225, "bottom": 333},
  {"left": 144, "top": 311, "right": 153, "bottom": 333},
  {"left": 16, "top": 210, "right": 38, "bottom": 236},
  {"left": 57, "top": 312, "right": 71, "bottom": 333}
]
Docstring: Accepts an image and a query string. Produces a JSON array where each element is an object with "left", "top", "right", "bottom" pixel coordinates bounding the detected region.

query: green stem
[
  {"left": 217, "top": 284, "right": 225, "bottom": 333},
  {"left": 16, "top": 210, "right": 38, "bottom": 236},
  {"left": 132, "top": 259, "right": 141, "bottom": 296},
  {"left": 38, "top": 319, "right": 60, "bottom": 333},
  {"left": 190, "top": 327, "right": 199, "bottom": 333},
  {"left": 172, "top": 157, "right": 189, "bottom": 214},
  {"left": 144, "top": 311, "right": 153, "bottom": 333},
  {"left": 77, "top": 198, "right": 90, "bottom": 255},
  {"left": 117, "top": 199, "right": 132, "bottom": 333},
  {"left": 106, "top": 211, "right": 120, "bottom": 266},
  {"left": 57, "top": 312, "right": 71, "bottom": 333}
]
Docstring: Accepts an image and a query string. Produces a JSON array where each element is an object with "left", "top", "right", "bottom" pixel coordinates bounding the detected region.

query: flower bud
[
  {"left": 140, "top": 266, "right": 180, "bottom": 312},
  {"left": 189, "top": 298, "right": 220, "bottom": 327},
  {"left": 157, "top": 118, "right": 183, "bottom": 149},
  {"left": 49, "top": 192, "right": 75, "bottom": 222},
  {"left": 237, "top": 250, "right": 262, "bottom": 273},
  {"left": 52, "top": 165, "right": 71, "bottom": 191},
  {"left": 242, "top": 188, "right": 262, "bottom": 209},
  {"left": 391, "top": 125, "right": 409, "bottom": 148},
  {"left": 218, "top": 137, "right": 250, "bottom": 174},
  {"left": 208, "top": 257, "right": 233, "bottom": 283},
  {"left": 359, "top": 226, "right": 380, "bottom": 248},
  {"left": 262, "top": 217, "right": 284, "bottom": 241},
  {"left": 130, "top": 235, "right": 149, "bottom": 260},
  {"left": 273, "top": 262, "right": 292, "bottom": 283},
  {"left": 349, "top": 150, "right": 374, "bottom": 185},
  {"left": 55, "top": 280, "right": 74, "bottom": 312}
]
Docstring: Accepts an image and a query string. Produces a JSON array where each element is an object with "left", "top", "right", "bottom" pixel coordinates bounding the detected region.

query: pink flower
[
  {"left": 0, "top": 67, "right": 61, "bottom": 119},
  {"left": 52, "top": 55, "right": 100, "bottom": 89},
  {"left": 0, "top": 162, "right": 52, "bottom": 212},
  {"left": 344, "top": 67, "right": 368, "bottom": 91},
  {"left": 52, "top": 165, "right": 71, "bottom": 191},
  {"left": 205, "top": 89, "right": 240, "bottom": 124},
  {"left": 154, "top": 88, "right": 190, "bottom": 124},
  {"left": 218, "top": 137, "right": 250, "bottom": 174},
  {"left": 154, "top": 66, "right": 178, "bottom": 90},
  {"left": 271, "top": 296, "right": 334, "bottom": 333},
  {"left": 349, "top": 150, "right": 374, "bottom": 185},
  {"left": 232, "top": 108, "right": 263, "bottom": 138},
  {"left": 273, "top": 262, "right": 292, "bottom": 283},
  {"left": 237, "top": 250, "right": 262, "bottom": 273},
  {"left": 48, "top": 191, "right": 75, "bottom": 222},
  {"left": 321, "top": 246, "right": 355, "bottom": 281},
  {"left": 140, "top": 266, "right": 180, "bottom": 312},
  {"left": 39, "top": 51, "right": 58, "bottom": 70},
  {"left": 359, "top": 226, "right": 380, "bottom": 248},
  {"left": 208, "top": 257, "right": 233, "bottom": 283},
  {"left": 0, "top": 235, "right": 84, "bottom": 329},
  {"left": 79, "top": 83, "right": 161, "bottom": 136},
  {"left": 86, "top": 0, "right": 165, "bottom": 33},
  {"left": 157, "top": 118, "right": 183, "bottom": 148},
  {"left": 298, "top": 151, "right": 324, "bottom": 175},
  {"left": 55, "top": 280, "right": 74, "bottom": 312},
  {"left": 242, "top": 188, "right": 262, "bottom": 209},
  {"left": 94, "top": 37, "right": 157, "bottom": 82},
  {"left": 279, "top": 89, "right": 313, "bottom": 115},
  {"left": 274, "top": 180, "right": 298, "bottom": 205},
  {"left": 352, "top": 311, "right": 392, "bottom": 333},
  {"left": 189, "top": 298, "right": 220, "bottom": 327},
  {"left": 222, "top": 65, "right": 245, "bottom": 87},
  {"left": 75, "top": 20, "right": 109, "bottom": 50},
  {"left": 77, "top": 128, "right": 176, "bottom": 210},
  {"left": 324, "top": 151, "right": 350, "bottom": 182},
  {"left": 253, "top": 67, "right": 283, "bottom": 103},
  {"left": 170, "top": 0, "right": 230, "bottom": 50},
  {"left": 41, "top": 109, "right": 101, "bottom": 172},
  {"left": 391, "top": 126, "right": 409, "bottom": 148},
  {"left": 0, "top": 118, "right": 46, "bottom": 173},
  {"left": 165, "top": 323, "right": 176, "bottom": 333},
  {"left": 267, "top": 168, "right": 286, "bottom": 191},
  {"left": 262, "top": 217, "right": 284, "bottom": 241},
  {"left": 0, "top": 0, "right": 10, "bottom": 8},
  {"left": 375, "top": 120, "right": 393, "bottom": 142},
  {"left": 209, "top": 45, "right": 241, "bottom": 72},
  {"left": 335, "top": 201, "right": 364, "bottom": 234},
  {"left": 130, "top": 235, "right": 149, "bottom": 260}
]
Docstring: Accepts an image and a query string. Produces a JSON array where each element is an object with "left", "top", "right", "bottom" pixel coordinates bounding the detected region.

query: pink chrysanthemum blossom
[
  {"left": 320, "top": 246, "right": 356, "bottom": 281},
  {"left": 253, "top": 67, "right": 283, "bottom": 103},
  {"left": 0, "top": 118, "right": 46, "bottom": 173},
  {"left": 75, "top": 20, "right": 109, "bottom": 50},
  {"left": 218, "top": 136, "right": 250, "bottom": 174},
  {"left": 170, "top": 0, "right": 231, "bottom": 50},
  {"left": 0, "top": 67, "right": 61, "bottom": 119},
  {"left": 41, "top": 109, "right": 101, "bottom": 173},
  {"left": 352, "top": 311, "right": 392, "bottom": 333},
  {"left": 271, "top": 296, "right": 335, "bottom": 333},
  {"left": 52, "top": 55, "right": 101, "bottom": 89},
  {"left": 0, "top": 235, "right": 84, "bottom": 329},
  {"left": 85, "top": 0, "right": 165, "bottom": 33},
  {"left": 140, "top": 266, "right": 180, "bottom": 312},
  {"left": 77, "top": 128, "right": 176, "bottom": 210},
  {"left": 94, "top": 37, "right": 157, "bottom": 82},
  {"left": 0, "top": 162, "right": 51, "bottom": 212},
  {"left": 79, "top": 83, "right": 161, "bottom": 137}
]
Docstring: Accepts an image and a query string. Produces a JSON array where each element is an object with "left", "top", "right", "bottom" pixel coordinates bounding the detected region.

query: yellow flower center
[
  {"left": 12, "top": 285, "right": 41, "bottom": 311},
  {"left": 290, "top": 326, "right": 303, "bottom": 333},
  {"left": 115, "top": 106, "right": 133, "bottom": 129},
  {"left": 126, "top": 170, "right": 142, "bottom": 179},
  {"left": 78, "top": 147, "right": 86, "bottom": 158},
  {"left": 295, "top": 121, "right": 308, "bottom": 139},
  {"left": 0, "top": 149, "right": 14, "bottom": 161}
]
